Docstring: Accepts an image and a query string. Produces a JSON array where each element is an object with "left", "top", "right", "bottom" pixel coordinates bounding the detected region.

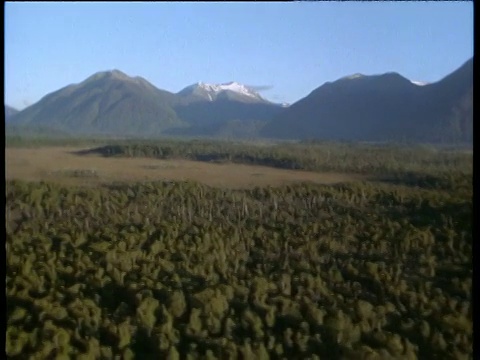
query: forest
[{"left": 5, "top": 140, "right": 472, "bottom": 359}]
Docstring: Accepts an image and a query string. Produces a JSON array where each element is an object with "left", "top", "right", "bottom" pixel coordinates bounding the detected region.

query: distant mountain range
[
  {"left": 8, "top": 71, "right": 284, "bottom": 138},
  {"left": 7, "top": 57, "right": 473, "bottom": 143}
]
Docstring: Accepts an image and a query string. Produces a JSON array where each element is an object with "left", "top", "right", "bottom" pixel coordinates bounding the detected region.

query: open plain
[{"left": 5, "top": 146, "right": 363, "bottom": 188}]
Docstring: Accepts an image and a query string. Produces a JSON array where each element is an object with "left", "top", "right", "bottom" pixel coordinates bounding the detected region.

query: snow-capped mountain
[
  {"left": 198, "top": 81, "right": 262, "bottom": 99},
  {"left": 178, "top": 81, "right": 268, "bottom": 103}
]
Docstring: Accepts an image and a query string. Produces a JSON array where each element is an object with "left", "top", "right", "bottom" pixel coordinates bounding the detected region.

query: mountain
[
  {"left": 261, "top": 58, "right": 473, "bottom": 143},
  {"left": 177, "top": 81, "right": 268, "bottom": 104},
  {"left": 9, "top": 70, "right": 183, "bottom": 137},
  {"left": 9, "top": 73, "right": 284, "bottom": 138},
  {"left": 165, "top": 81, "right": 285, "bottom": 136},
  {"left": 415, "top": 58, "right": 473, "bottom": 143},
  {"left": 5, "top": 105, "right": 19, "bottom": 121},
  {"left": 8, "top": 59, "right": 472, "bottom": 142}
]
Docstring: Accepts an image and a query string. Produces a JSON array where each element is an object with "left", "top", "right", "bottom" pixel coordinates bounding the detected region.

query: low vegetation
[{"left": 6, "top": 140, "right": 472, "bottom": 359}]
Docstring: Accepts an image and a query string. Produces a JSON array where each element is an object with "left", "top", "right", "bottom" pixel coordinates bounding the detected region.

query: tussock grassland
[{"left": 5, "top": 146, "right": 363, "bottom": 188}]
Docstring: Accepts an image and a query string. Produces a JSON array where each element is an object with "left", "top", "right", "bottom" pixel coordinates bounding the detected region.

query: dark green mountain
[
  {"left": 261, "top": 58, "right": 473, "bottom": 143},
  {"left": 9, "top": 70, "right": 183, "bottom": 137}
]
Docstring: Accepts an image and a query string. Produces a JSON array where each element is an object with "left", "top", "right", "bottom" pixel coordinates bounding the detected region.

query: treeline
[
  {"left": 81, "top": 140, "right": 472, "bottom": 178},
  {"left": 6, "top": 172, "right": 472, "bottom": 359}
]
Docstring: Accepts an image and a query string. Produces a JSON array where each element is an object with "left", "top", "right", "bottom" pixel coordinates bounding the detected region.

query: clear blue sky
[{"left": 5, "top": 2, "right": 473, "bottom": 110}]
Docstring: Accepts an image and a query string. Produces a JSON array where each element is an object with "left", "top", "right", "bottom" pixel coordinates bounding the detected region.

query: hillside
[
  {"left": 168, "top": 82, "right": 285, "bottom": 136},
  {"left": 8, "top": 73, "right": 284, "bottom": 138},
  {"left": 9, "top": 70, "right": 184, "bottom": 137},
  {"left": 261, "top": 58, "right": 473, "bottom": 143}
]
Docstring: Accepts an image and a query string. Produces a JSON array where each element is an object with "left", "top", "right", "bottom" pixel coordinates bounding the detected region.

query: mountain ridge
[
  {"left": 260, "top": 57, "right": 473, "bottom": 143},
  {"left": 8, "top": 58, "right": 473, "bottom": 143},
  {"left": 9, "top": 69, "right": 183, "bottom": 136},
  {"left": 8, "top": 70, "right": 283, "bottom": 137}
]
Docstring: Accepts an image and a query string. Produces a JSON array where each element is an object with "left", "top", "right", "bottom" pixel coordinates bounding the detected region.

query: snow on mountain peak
[
  {"left": 189, "top": 81, "right": 263, "bottom": 100},
  {"left": 410, "top": 80, "right": 429, "bottom": 86}
]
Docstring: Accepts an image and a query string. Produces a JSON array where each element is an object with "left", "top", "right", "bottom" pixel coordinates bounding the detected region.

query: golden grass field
[{"left": 5, "top": 146, "right": 364, "bottom": 188}]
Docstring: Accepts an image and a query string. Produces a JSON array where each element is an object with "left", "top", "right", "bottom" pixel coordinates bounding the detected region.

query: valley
[{"left": 5, "top": 3, "right": 473, "bottom": 359}]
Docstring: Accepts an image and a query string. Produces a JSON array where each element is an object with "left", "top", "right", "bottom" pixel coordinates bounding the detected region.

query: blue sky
[{"left": 5, "top": 2, "right": 473, "bottom": 110}]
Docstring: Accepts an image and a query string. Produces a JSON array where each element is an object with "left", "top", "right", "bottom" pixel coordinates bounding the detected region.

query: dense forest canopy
[{"left": 6, "top": 140, "right": 472, "bottom": 359}]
